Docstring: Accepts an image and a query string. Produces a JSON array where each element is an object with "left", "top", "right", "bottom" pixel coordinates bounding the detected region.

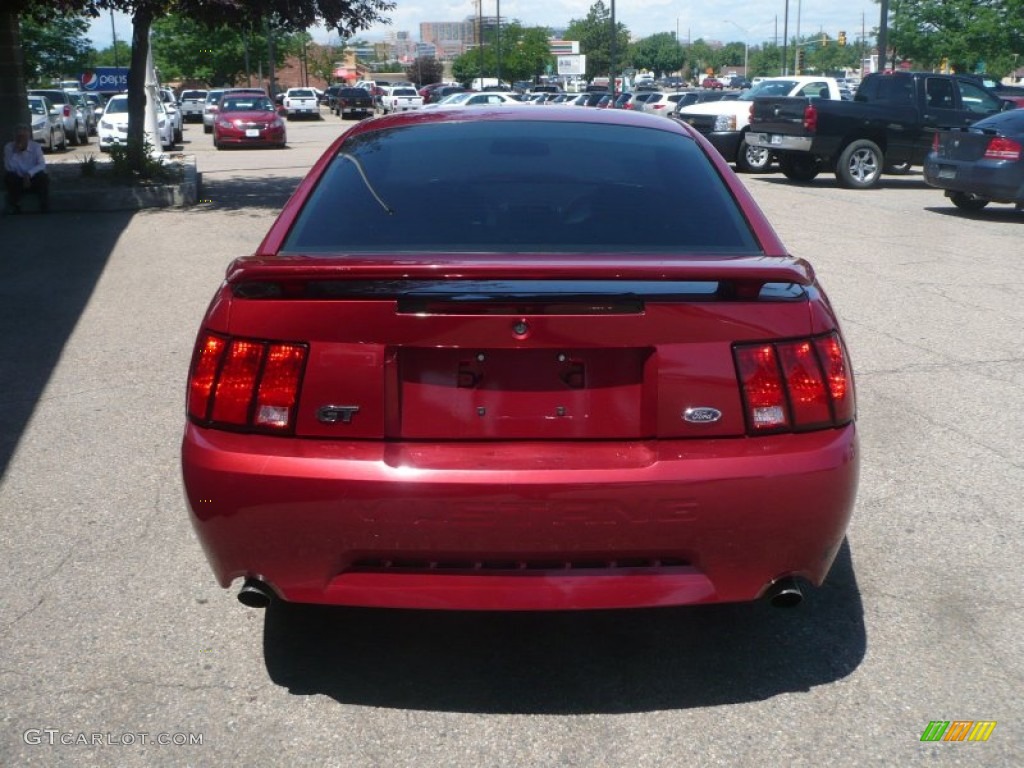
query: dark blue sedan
[{"left": 924, "top": 108, "right": 1024, "bottom": 212}]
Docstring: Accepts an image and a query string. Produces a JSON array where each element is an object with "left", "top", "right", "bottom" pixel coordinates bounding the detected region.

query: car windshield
[
  {"left": 206, "top": 91, "right": 224, "bottom": 103},
  {"left": 438, "top": 92, "right": 472, "bottom": 105},
  {"left": 105, "top": 98, "right": 128, "bottom": 114},
  {"left": 28, "top": 98, "right": 47, "bottom": 115},
  {"left": 182, "top": 91, "right": 205, "bottom": 100},
  {"left": 221, "top": 97, "right": 274, "bottom": 112},
  {"left": 282, "top": 121, "right": 759, "bottom": 254}
]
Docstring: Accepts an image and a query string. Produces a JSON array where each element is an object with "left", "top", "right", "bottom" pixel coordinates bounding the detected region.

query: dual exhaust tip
[{"left": 237, "top": 576, "right": 804, "bottom": 609}]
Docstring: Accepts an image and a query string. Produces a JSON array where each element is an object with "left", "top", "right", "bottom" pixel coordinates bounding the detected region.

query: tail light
[
  {"left": 931, "top": 132, "right": 941, "bottom": 153},
  {"left": 734, "top": 331, "right": 854, "bottom": 434},
  {"left": 983, "top": 136, "right": 1021, "bottom": 161},
  {"left": 63, "top": 105, "right": 71, "bottom": 117},
  {"left": 187, "top": 332, "right": 308, "bottom": 433},
  {"left": 802, "top": 103, "right": 818, "bottom": 133}
]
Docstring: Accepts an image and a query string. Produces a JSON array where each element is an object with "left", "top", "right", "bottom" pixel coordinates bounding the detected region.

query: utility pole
[
  {"left": 610, "top": 0, "right": 617, "bottom": 98},
  {"left": 496, "top": 0, "right": 501, "bottom": 85}
]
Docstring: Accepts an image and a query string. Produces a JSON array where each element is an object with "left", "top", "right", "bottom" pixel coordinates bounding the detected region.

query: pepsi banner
[{"left": 80, "top": 67, "right": 130, "bottom": 92}]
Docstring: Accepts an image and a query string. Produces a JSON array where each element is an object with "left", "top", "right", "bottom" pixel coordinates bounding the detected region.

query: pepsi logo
[{"left": 81, "top": 72, "right": 97, "bottom": 89}]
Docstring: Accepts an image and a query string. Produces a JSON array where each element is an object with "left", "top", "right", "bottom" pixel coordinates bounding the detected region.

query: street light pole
[
  {"left": 727, "top": 21, "right": 750, "bottom": 78},
  {"left": 610, "top": 0, "right": 617, "bottom": 98}
]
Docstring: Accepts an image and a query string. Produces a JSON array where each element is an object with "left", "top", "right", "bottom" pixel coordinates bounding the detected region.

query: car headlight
[
  {"left": 100, "top": 120, "right": 113, "bottom": 130},
  {"left": 713, "top": 114, "right": 737, "bottom": 131},
  {"left": 271, "top": 118, "right": 284, "bottom": 128},
  {"left": 218, "top": 119, "right": 234, "bottom": 129},
  {"left": 32, "top": 119, "right": 46, "bottom": 131}
]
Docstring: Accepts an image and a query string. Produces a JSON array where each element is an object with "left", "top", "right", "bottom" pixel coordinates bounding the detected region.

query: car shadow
[
  {"left": 752, "top": 174, "right": 931, "bottom": 190},
  {"left": 191, "top": 172, "right": 306, "bottom": 212},
  {"left": 0, "top": 210, "right": 133, "bottom": 479},
  {"left": 925, "top": 205, "right": 1024, "bottom": 221},
  {"left": 262, "top": 540, "right": 865, "bottom": 713}
]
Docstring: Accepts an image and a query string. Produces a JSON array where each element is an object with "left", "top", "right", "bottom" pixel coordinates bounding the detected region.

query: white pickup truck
[
  {"left": 675, "top": 76, "right": 843, "bottom": 172},
  {"left": 283, "top": 88, "right": 320, "bottom": 119},
  {"left": 379, "top": 86, "right": 423, "bottom": 115}
]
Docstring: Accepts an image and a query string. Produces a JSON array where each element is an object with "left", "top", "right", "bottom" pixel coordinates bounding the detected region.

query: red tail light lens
[
  {"left": 803, "top": 104, "right": 818, "bottom": 133},
  {"left": 983, "top": 136, "right": 1021, "bottom": 161},
  {"left": 931, "top": 132, "right": 941, "bottom": 152},
  {"left": 187, "top": 332, "right": 307, "bottom": 433},
  {"left": 63, "top": 105, "right": 71, "bottom": 117},
  {"left": 735, "top": 332, "right": 855, "bottom": 434}
]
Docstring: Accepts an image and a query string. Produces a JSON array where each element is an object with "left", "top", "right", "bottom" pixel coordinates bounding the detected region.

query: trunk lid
[{"left": 221, "top": 257, "right": 820, "bottom": 441}]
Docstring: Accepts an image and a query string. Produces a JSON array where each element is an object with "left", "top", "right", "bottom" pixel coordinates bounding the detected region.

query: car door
[{"left": 953, "top": 78, "right": 1005, "bottom": 123}]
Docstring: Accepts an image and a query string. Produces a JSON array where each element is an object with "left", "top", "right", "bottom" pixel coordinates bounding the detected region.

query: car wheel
[
  {"left": 779, "top": 153, "right": 821, "bottom": 182},
  {"left": 68, "top": 124, "right": 79, "bottom": 146},
  {"left": 736, "top": 138, "right": 772, "bottom": 173},
  {"left": 949, "top": 191, "right": 989, "bottom": 212},
  {"left": 45, "top": 128, "right": 54, "bottom": 153},
  {"left": 204, "top": 124, "right": 212, "bottom": 134},
  {"left": 835, "top": 139, "right": 883, "bottom": 189},
  {"left": 174, "top": 128, "right": 183, "bottom": 143},
  {"left": 78, "top": 123, "right": 89, "bottom": 144},
  {"left": 58, "top": 129, "right": 67, "bottom": 152}
]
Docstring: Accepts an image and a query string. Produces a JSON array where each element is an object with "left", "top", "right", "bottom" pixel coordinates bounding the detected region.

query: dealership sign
[
  {"left": 80, "top": 67, "right": 130, "bottom": 92},
  {"left": 557, "top": 55, "right": 586, "bottom": 76}
]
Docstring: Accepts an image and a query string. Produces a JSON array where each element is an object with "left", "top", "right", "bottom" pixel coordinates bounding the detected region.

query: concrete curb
[{"left": 41, "top": 155, "right": 201, "bottom": 212}]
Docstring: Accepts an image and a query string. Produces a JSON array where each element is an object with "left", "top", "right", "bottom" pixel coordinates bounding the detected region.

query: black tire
[
  {"left": 203, "top": 124, "right": 212, "bottom": 134},
  {"left": 78, "top": 122, "right": 89, "bottom": 145},
  {"left": 836, "top": 139, "right": 883, "bottom": 189},
  {"left": 779, "top": 153, "right": 821, "bottom": 182},
  {"left": 174, "top": 127, "right": 183, "bottom": 143},
  {"left": 45, "top": 129, "right": 54, "bottom": 153},
  {"left": 736, "top": 137, "right": 772, "bottom": 173},
  {"left": 949, "top": 192, "right": 989, "bottom": 212},
  {"left": 68, "top": 123, "right": 80, "bottom": 146},
  {"left": 58, "top": 129, "right": 67, "bottom": 152}
]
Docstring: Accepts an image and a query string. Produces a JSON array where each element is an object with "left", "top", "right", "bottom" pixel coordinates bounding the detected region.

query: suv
[
  {"left": 179, "top": 89, "right": 208, "bottom": 122},
  {"left": 29, "top": 89, "right": 89, "bottom": 145}
]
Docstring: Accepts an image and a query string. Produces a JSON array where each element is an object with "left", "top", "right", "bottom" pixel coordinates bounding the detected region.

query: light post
[{"left": 727, "top": 21, "right": 749, "bottom": 77}]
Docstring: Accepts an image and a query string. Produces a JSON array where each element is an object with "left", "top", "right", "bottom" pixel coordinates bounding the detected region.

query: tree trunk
[
  {"left": 127, "top": 4, "right": 155, "bottom": 172},
  {"left": 0, "top": 8, "right": 29, "bottom": 147}
]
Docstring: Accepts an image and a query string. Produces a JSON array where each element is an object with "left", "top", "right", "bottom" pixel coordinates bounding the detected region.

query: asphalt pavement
[{"left": 1, "top": 111, "right": 1021, "bottom": 767}]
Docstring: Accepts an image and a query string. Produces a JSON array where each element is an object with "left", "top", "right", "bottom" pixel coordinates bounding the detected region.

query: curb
[{"left": 40, "top": 155, "right": 201, "bottom": 212}]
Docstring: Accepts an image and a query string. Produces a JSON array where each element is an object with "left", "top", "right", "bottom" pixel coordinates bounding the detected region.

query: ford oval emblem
[{"left": 683, "top": 407, "right": 722, "bottom": 424}]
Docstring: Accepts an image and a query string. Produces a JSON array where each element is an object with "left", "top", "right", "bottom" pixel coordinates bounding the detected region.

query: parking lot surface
[{"left": 1, "top": 112, "right": 1021, "bottom": 767}]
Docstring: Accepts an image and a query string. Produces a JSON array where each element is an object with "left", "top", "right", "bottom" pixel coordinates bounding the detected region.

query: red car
[
  {"left": 702, "top": 77, "right": 725, "bottom": 90},
  {"left": 183, "top": 108, "right": 858, "bottom": 612},
  {"left": 212, "top": 93, "right": 287, "bottom": 149}
]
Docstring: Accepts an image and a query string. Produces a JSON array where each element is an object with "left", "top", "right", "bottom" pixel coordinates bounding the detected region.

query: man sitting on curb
[{"left": 4, "top": 123, "right": 49, "bottom": 214}]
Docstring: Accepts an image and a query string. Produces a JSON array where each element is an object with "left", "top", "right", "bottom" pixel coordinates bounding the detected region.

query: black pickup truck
[
  {"left": 747, "top": 71, "right": 1013, "bottom": 188},
  {"left": 332, "top": 87, "right": 375, "bottom": 120}
]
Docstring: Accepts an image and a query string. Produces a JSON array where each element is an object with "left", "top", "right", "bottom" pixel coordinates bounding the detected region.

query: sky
[{"left": 88, "top": 1, "right": 883, "bottom": 52}]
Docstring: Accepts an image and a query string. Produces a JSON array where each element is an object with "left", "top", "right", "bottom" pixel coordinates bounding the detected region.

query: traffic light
[
  {"left": 796, "top": 48, "right": 804, "bottom": 72},
  {"left": 838, "top": 31, "right": 847, "bottom": 47}
]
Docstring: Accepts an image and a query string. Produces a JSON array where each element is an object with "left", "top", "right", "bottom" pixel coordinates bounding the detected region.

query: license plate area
[
  {"left": 937, "top": 165, "right": 957, "bottom": 179},
  {"left": 396, "top": 347, "right": 651, "bottom": 439},
  {"left": 770, "top": 134, "right": 783, "bottom": 146},
  {"left": 245, "top": 128, "right": 260, "bottom": 137}
]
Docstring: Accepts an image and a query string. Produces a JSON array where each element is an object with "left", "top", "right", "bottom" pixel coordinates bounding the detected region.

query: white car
[
  {"left": 427, "top": 91, "right": 524, "bottom": 109},
  {"left": 98, "top": 94, "right": 174, "bottom": 152},
  {"left": 159, "top": 87, "right": 183, "bottom": 143},
  {"left": 641, "top": 92, "right": 694, "bottom": 116},
  {"left": 379, "top": 86, "right": 423, "bottom": 114},
  {"left": 283, "top": 88, "right": 320, "bottom": 119},
  {"left": 28, "top": 95, "right": 67, "bottom": 153}
]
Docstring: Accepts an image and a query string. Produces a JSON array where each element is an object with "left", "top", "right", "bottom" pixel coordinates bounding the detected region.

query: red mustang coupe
[
  {"left": 212, "top": 93, "right": 286, "bottom": 149},
  {"left": 183, "top": 108, "right": 858, "bottom": 612}
]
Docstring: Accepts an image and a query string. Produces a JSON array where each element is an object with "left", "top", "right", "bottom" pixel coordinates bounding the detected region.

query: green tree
[
  {"left": 306, "top": 43, "right": 341, "bottom": 86},
  {"left": 405, "top": 56, "right": 443, "bottom": 87},
  {"left": 451, "top": 23, "right": 553, "bottom": 84},
  {"left": 881, "top": 0, "right": 1023, "bottom": 77},
  {"left": 564, "top": 1, "right": 630, "bottom": 80},
  {"left": 90, "top": 40, "right": 132, "bottom": 68},
  {"left": 19, "top": 14, "right": 92, "bottom": 86},
  {"left": 630, "top": 32, "right": 684, "bottom": 76}
]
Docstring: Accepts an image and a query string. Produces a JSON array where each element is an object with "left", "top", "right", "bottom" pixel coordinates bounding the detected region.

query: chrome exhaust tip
[
  {"left": 237, "top": 578, "right": 274, "bottom": 608},
  {"left": 765, "top": 577, "right": 804, "bottom": 608}
]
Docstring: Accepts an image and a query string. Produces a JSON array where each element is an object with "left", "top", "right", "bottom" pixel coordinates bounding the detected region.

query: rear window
[
  {"left": 289, "top": 89, "right": 315, "bottom": 98},
  {"left": 282, "top": 121, "right": 759, "bottom": 254},
  {"left": 391, "top": 88, "right": 418, "bottom": 96},
  {"left": 205, "top": 91, "right": 224, "bottom": 103},
  {"left": 181, "top": 91, "right": 206, "bottom": 100},
  {"left": 340, "top": 88, "right": 370, "bottom": 97}
]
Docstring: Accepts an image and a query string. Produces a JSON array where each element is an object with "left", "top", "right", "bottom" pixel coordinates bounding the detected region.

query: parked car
[
  {"left": 748, "top": 71, "right": 1011, "bottom": 188},
  {"left": 65, "top": 91, "right": 97, "bottom": 136},
  {"left": 283, "top": 88, "right": 320, "bottom": 119},
  {"left": 98, "top": 93, "right": 174, "bottom": 151},
  {"left": 159, "top": 87, "right": 183, "bottom": 143},
  {"left": 84, "top": 92, "right": 106, "bottom": 126},
  {"left": 333, "top": 87, "right": 374, "bottom": 119},
  {"left": 27, "top": 95, "right": 67, "bottom": 152},
  {"left": 323, "top": 84, "right": 344, "bottom": 110},
  {"left": 179, "top": 89, "right": 208, "bottom": 122},
  {"left": 212, "top": 93, "right": 286, "bottom": 149},
  {"left": 924, "top": 108, "right": 1024, "bottom": 211},
  {"left": 571, "top": 92, "right": 608, "bottom": 107},
  {"left": 379, "top": 86, "right": 424, "bottom": 114},
  {"left": 423, "top": 85, "right": 467, "bottom": 104},
  {"left": 204, "top": 87, "right": 268, "bottom": 134},
  {"left": 702, "top": 77, "right": 725, "bottom": 90},
  {"left": 430, "top": 91, "right": 524, "bottom": 108},
  {"left": 27, "top": 89, "right": 88, "bottom": 145},
  {"left": 624, "top": 91, "right": 659, "bottom": 111},
  {"left": 182, "top": 108, "right": 859, "bottom": 613},
  {"left": 642, "top": 91, "right": 699, "bottom": 116}
]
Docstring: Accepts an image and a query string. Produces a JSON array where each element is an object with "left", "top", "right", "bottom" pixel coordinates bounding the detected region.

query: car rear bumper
[
  {"left": 747, "top": 133, "right": 814, "bottom": 153},
  {"left": 924, "top": 159, "right": 1024, "bottom": 203},
  {"left": 183, "top": 424, "right": 859, "bottom": 610}
]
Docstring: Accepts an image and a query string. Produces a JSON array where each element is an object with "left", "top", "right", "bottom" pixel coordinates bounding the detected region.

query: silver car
[
  {"left": 27, "top": 89, "right": 89, "bottom": 145},
  {"left": 27, "top": 95, "right": 67, "bottom": 152}
]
